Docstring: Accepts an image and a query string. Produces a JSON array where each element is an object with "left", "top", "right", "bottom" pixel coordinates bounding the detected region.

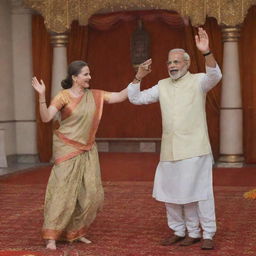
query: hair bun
[{"left": 61, "top": 77, "right": 72, "bottom": 89}]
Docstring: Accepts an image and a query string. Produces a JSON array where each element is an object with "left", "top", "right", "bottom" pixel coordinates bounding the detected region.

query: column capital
[
  {"left": 221, "top": 26, "right": 241, "bottom": 42},
  {"left": 50, "top": 33, "right": 69, "bottom": 47},
  {"left": 11, "top": 0, "right": 34, "bottom": 14}
]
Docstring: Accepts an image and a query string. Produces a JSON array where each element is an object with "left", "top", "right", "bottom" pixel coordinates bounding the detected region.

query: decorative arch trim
[{"left": 24, "top": 0, "right": 256, "bottom": 33}]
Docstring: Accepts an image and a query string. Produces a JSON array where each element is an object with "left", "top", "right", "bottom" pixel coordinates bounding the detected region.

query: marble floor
[
  {"left": 0, "top": 156, "right": 251, "bottom": 176},
  {"left": 0, "top": 162, "right": 50, "bottom": 176}
]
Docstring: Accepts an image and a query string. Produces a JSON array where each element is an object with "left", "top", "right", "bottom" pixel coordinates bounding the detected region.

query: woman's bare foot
[
  {"left": 77, "top": 237, "right": 92, "bottom": 244},
  {"left": 46, "top": 239, "right": 56, "bottom": 250}
]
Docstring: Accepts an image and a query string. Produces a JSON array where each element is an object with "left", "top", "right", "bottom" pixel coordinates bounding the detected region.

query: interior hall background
[{"left": 32, "top": 7, "right": 256, "bottom": 164}]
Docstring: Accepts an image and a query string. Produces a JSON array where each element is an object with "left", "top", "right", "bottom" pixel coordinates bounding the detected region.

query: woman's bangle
[
  {"left": 203, "top": 51, "right": 212, "bottom": 57},
  {"left": 39, "top": 101, "right": 46, "bottom": 104}
]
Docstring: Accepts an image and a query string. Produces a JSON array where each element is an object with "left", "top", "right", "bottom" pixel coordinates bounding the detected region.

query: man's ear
[{"left": 187, "top": 60, "right": 191, "bottom": 68}]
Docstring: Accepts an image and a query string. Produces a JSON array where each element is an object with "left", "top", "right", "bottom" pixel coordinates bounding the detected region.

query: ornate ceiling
[{"left": 23, "top": 0, "right": 256, "bottom": 33}]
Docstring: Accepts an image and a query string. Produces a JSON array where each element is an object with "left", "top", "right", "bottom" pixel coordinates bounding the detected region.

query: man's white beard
[{"left": 169, "top": 67, "right": 188, "bottom": 80}]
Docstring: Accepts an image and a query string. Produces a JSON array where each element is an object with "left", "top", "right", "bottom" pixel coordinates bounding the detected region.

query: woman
[{"left": 32, "top": 60, "right": 127, "bottom": 250}]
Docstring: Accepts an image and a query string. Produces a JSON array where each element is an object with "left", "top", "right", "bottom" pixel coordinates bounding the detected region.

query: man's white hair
[{"left": 169, "top": 48, "right": 190, "bottom": 62}]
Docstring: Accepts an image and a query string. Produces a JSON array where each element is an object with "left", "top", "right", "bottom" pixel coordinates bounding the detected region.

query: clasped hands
[{"left": 135, "top": 58, "right": 152, "bottom": 80}]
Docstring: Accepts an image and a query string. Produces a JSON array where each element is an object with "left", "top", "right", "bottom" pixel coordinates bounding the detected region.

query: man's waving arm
[{"left": 195, "top": 27, "right": 222, "bottom": 92}]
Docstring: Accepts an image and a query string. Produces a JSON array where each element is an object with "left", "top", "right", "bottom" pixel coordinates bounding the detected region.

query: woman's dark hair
[{"left": 61, "top": 60, "right": 88, "bottom": 89}]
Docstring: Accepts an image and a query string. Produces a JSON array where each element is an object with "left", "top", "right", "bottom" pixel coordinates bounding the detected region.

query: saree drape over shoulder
[{"left": 42, "top": 89, "right": 105, "bottom": 241}]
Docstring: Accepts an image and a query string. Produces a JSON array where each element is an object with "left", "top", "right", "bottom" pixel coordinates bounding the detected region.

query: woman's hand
[
  {"left": 32, "top": 77, "right": 46, "bottom": 95},
  {"left": 32, "top": 76, "right": 57, "bottom": 122}
]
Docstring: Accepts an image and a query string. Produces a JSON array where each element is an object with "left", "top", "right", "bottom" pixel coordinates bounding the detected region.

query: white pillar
[
  {"left": 50, "top": 33, "right": 68, "bottom": 98},
  {"left": 11, "top": 0, "right": 38, "bottom": 163},
  {"left": 0, "top": 129, "right": 8, "bottom": 167},
  {"left": 0, "top": 0, "right": 16, "bottom": 161},
  {"left": 219, "top": 26, "right": 244, "bottom": 164}
]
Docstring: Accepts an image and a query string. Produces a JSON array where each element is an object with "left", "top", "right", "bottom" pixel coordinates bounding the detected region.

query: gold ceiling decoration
[{"left": 23, "top": 0, "right": 256, "bottom": 33}]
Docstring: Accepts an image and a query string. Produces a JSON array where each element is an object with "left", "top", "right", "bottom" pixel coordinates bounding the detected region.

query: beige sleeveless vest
[{"left": 158, "top": 71, "right": 211, "bottom": 161}]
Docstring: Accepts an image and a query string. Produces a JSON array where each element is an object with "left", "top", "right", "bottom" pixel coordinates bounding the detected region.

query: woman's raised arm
[{"left": 32, "top": 77, "right": 58, "bottom": 122}]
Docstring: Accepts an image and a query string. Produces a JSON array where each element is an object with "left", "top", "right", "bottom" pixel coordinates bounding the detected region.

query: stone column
[
  {"left": 11, "top": 0, "right": 38, "bottom": 163},
  {"left": 0, "top": 129, "right": 8, "bottom": 167},
  {"left": 0, "top": 0, "right": 16, "bottom": 162},
  {"left": 219, "top": 26, "right": 244, "bottom": 164},
  {"left": 50, "top": 33, "right": 68, "bottom": 98}
]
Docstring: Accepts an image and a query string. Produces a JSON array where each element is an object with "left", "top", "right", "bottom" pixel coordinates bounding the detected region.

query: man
[{"left": 128, "top": 27, "right": 222, "bottom": 250}]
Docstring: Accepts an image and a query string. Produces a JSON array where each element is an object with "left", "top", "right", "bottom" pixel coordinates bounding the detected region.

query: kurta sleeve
[
  {"left": 128, "top": 83, "right": 159, "bottom": 105},
  {"left": 200, "top": 64, "right": 222, "bottom": 93}
]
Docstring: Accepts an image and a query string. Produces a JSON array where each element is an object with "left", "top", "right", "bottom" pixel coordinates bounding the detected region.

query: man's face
[{"left": 167, "top": 52, "right": 189, "bottom": 80}]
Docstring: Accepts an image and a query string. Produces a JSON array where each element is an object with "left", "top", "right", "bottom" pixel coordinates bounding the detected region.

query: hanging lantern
[{"left": 131, "top": 19, "right": 150, "bottom": 69}]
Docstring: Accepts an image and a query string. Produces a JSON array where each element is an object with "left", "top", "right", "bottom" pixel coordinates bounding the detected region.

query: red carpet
[
  {"left": 0, "top": 153, "right": 256, "bottom": 256},
  {"left": 0, "top": 251, "right": 44, "bottom": 256},
  {"left": 0, "top": 182, "right": 255, "bottom": 255}
]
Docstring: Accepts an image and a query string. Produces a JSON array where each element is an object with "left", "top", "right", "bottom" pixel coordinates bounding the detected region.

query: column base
[
  {"left": 215, "top": 162, "right": 244, "bottom": 168},
  {"left": 218, "top": 154, "right": 244, "bottom": 163},
  {"left": 7, "top": 154, "right": 39, "bottom": 164}
]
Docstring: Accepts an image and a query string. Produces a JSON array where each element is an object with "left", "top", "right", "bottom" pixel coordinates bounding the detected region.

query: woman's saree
[{"left": 42, "top": 89, "right": 105, "bottom": 241}]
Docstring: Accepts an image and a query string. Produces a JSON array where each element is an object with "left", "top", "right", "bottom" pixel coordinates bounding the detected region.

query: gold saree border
[
  {"left": 54, "top": 130, "right": 94, "bottom": 151},
  {"left": 88, "top": 89, "right": 104, "bottom": 145},
  {"left": 54, "top": 89, "right": 105, "bottom": 165},
  {"left": 42, "top": 226, "right": 87, "bottom": 242},
  {"left": 50, "top": 90, "right": 84, "bottom": 121},
  {"left": 61, "top": 94, "right": 84, "bottom": 121}
]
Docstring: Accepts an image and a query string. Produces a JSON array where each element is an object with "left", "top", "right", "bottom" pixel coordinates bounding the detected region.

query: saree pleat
[
  {"left": 42, "top": 89, "right": 105, "bottom": 241},
  {"left": 42, "top": 146, "right": 104, "bottom": 241}
]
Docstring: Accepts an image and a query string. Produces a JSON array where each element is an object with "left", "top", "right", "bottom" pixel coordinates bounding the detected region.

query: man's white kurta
[
  {"left": 128, "top": 66, "right": 222, "bottom": 205},
  {"left": 153, "top": 154, "right": 213, "bottom": 204}
]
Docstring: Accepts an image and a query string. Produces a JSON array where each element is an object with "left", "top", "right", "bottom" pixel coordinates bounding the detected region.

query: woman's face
[{"left": 75, "top": 66, "right": 91, "bottom": 88}]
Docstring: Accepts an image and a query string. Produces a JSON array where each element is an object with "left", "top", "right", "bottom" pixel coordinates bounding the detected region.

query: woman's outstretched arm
[{"left": 105, "top": 88, "right": 128, "bottom": 104}]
